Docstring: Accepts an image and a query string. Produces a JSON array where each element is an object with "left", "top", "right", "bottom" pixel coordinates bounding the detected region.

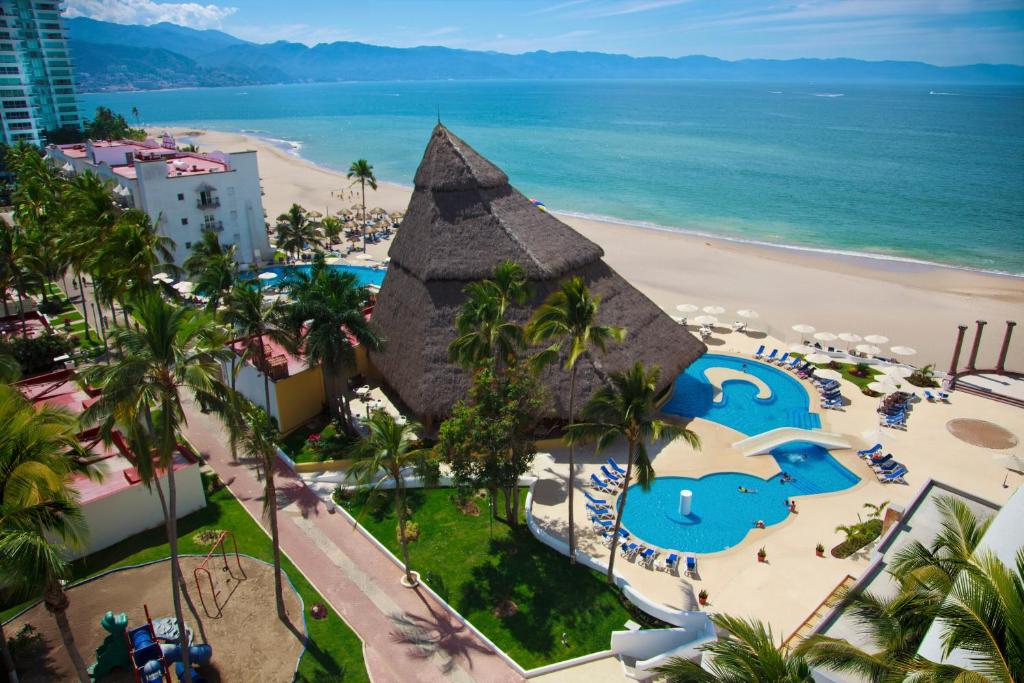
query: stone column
[
  {"left": 996, "top": 321, "right": 1017, "bottom": 374},
  {"left": 948, "top": 324, "right": 968, "bottom": 376},
  {"left": 966, "top": 320, "right": 987, "bottom": 371}
]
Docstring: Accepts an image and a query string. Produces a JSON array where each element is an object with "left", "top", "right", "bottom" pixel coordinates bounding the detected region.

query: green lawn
[
  {"left": 2, "top": 485, "right": 369, "bottom": 682},
  {"left": 280, "top": 419, "right": 357, "bottom": 464},
  {"left": 793, "top": 353, "right": 880, "bottom": 393},
  {"left": 342, "top": 488, "right": 632, "bottom": 669},
  {"left": 42, "top": 282, "right": 107, "bottom": 355}
]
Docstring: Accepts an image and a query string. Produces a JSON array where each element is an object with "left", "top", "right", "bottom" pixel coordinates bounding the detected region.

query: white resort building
[{"left": 46, "top": 132, "right": 272, "bottom": 266}]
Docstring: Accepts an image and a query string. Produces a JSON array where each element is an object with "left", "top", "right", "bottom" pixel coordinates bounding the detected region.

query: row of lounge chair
[
  {"left": 816, "top": 378, "right": 844, "bottom": 410},
  {"left": 878, "top": 392, "right": 914, "bottom": 429},
  {"left": 923, "top": 389, "right": 951, "bottom": 403},
  {"left": 587, "top": 458, "right": 699, "bottom": 575},
  {"left": 857, "top": 444, "right": 908, "bottom": 484}
]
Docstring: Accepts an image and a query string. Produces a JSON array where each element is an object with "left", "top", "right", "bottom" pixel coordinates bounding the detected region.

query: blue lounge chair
[
  {"left": 775, "top": 352, "right": 790, "bottom": 366},
  {"left": 938, "top": 391, "right": 950, "bottom": 402},
  {"left": 619, "top": 542, "right": 639, "bottom": 558},
  {"left": 659, "top": 553, "right": 679, "bottom": 573},
  {"left": 608, "top": 457, "right": 627, "bottom": 475},
  {"left": 765, "top": 349, "right": 778, "bottom": 362},
  {"left": 586, "top": 503, "right": 611, "bottom": 517},
  {"left": 685, "top": 554, "right": 697, "bottom": 576},
  {"left": 590, "top": 473, "right": 614, "bottom": 492},
  {"left": 858, "top": 443, "right": 883, "bottom": 457},
  {"left": 601, "top": 465, "right": 622, "bottom": 483},
  {"left": 873, "top": 459, "right": 900, "bottom": 473},
  {"left": 638, "top": 548, "right": 657, "bottom": 566},
  {"left": 867, "top": 453, "right": 892, "bottom": 467},
  {"left": 924, "top": 390, "right": 936, "bottom": 402},
  {"left": 583, "top": 491, "right": 608, "bottom": 506},
  {"left": 881, "top": 467, "right": 908, "bottom": 484},
  {"left": 593, "top": 518, "right": 614, "bottom": 528},
  {"left": 754, "top": 344, "right": 765, "bottom": 358},
  {"left": 786, "top": 357, "right": 801, "bottom": 371}
]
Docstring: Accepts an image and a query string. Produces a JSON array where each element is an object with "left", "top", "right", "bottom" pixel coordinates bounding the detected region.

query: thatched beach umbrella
[{"left": 369, "top": 123, "right": 706, "bottom": 425}]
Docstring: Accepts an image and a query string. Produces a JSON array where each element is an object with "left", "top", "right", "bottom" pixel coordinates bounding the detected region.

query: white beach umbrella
[
  {"left": 792, "top": 324, "right": 816, "bottom": 334},
  {"left": 864, "top": 334, "right": 889, "bottom": 345},
  {"left": 996, "top": 453, "right": 1024, "bottom": 473},
  {"left": 856, "top": 343, "right": 881, "bottom": 355},
  {"left": 814, "top": 332, "right": 838, "bottom": 343},
  {"left": 890, "top": 346, "right": 917, "bottom": 357},
  {"left": 356, "top": 253, "right": 375, "bottom": 260},
  {"left": 737, "top": 309, "right": 760, "bottom": 319},
  {"left": 868, "top": 381, "right": 900, "bottom": 394},
  {"left": 815, "top": 369, "right": 843, "bottom": 382},
  {"left": 804, "top": 352, "right": 833, "bottom": 364},
  {"left": 670, "top": 315, "right": 686, "bottom": 324},
  {"left": 838, "top": 332, "right": 862, "bottom": 343},
  {"left": 879, "top": 365, "right": 913, "bottom": 379},
  {"left": 173, "top": 281, "right": 194, "bottom": 294},
  {"left": 702, "top": 305, "right": 726, "bottom": 315},
  {"left": 257, "top": 271, "right": 278, "bottom": 282},
  {"left": 676, "top": 304, "right": 699, "bottom": 313},
  {"left": 694, "top": 315, "right": 719, "bottom": 326}
]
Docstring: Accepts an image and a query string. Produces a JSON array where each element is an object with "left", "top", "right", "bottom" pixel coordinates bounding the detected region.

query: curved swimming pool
[
  {"left": 240, "top": 263, "right": 386, "bottom": 288},
  {"left": 618, "top": 354, "right": 859, "bottom": 553}
]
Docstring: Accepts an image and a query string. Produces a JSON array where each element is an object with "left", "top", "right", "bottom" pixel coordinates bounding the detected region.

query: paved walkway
[{"left": 181, "top": 400, "right": 524, "bottom": 683}]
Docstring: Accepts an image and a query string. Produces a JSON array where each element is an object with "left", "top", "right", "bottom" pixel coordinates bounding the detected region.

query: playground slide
[{"left": 732, "top": 427, "right": 851, "bottom": 457}]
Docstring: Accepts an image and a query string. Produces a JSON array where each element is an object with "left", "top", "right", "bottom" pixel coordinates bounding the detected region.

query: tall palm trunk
[
  {"left": 266, "top": 467, "right": 286, "bottom": 621},
  {"left": 2, "top": 620, "right": 20, "bottom": 683},
  {"left": 1, "top": 292, "right": 9, "bottom": 318},
  {"left": 166, "top": 462, "right": 193, "bottom": 682},
  {"left": 44, "top": 583, "right": 89, "bottom": 682},
  {"left": 606, "top": 439, "right": 636, "bottom": 583},
  {"left": 77, "top": 274, "right": 90, "bottom": 339},
  {"left": 257, "top": 335, "right": 272, "bottom": 416},
  {"left": 360, "top": 179, "right": 367, "bottom": 253},
  {"left": 395, "top": 475, "right": 414, "bottom": 584},
  {"left": 567, "top": 367, "right": 577, "bottom": 563},
  {"left": 15, "top": 282, "right": 26, "bottom": 337}
]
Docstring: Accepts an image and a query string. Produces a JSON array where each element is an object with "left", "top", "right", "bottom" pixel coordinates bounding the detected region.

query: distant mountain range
[{"left": 67, "top": 17, "right": 1024, "bottom": 93}]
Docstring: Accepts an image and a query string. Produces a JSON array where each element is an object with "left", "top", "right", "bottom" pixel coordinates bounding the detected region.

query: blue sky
[{"left": 67, "top": 0, "right": 1024, "bottom": 66}]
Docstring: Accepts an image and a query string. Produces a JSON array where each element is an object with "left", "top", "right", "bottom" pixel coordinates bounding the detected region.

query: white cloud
[{"left": 65, "top": 0, "right": 237, "bottom": 29}]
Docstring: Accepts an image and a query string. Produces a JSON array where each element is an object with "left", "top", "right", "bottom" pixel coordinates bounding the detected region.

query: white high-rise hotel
[
  {"left": 0, "top": 0, "right": 79, "bottom": 145},
  {"left": 47, "top": 133, "right": 272, "bottom": 266}
]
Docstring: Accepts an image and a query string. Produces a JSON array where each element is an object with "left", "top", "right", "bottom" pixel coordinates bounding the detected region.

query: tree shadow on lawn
[
  {"left": 456, "top": 527, "right": 621, "bottom": 658},
  {"left": 346, "top": 488, "right": 427, "bottom": 525}
]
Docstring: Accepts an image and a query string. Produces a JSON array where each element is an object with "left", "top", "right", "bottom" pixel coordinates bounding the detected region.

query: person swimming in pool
[
  {"left": 738, "top": 486, "right": 757, "bottom": 494},
  {"left": 779, "top": 472, "right": 795, "bottom": 484}
]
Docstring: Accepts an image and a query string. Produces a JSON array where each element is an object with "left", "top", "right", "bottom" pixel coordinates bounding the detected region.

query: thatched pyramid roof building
[{"left": 370, "top": 124, "right": 706, "bottom": 423}]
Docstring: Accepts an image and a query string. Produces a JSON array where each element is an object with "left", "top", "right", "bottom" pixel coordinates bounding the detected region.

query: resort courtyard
[{"left": 527, "top": 326, "right": 1022, "bottom": 642}]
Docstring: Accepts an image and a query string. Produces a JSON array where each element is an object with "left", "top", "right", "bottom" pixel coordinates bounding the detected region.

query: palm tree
[
  {"left": 566, "top": 362, "right": 699, "bottom": 583},
  {"left": 448, "top": 261, "right": 530, "bottom": 369},
  {"left": 0, "top": 349, "right": 18, "bottom": 382},
  {"left": 82, "top": 293, "right": 232, "bottom": 683},
  {"left": 184, "top": 231, "right": 237, "bottom": 311},
  {"left": 221, "top": 282, "right": 293, "bottom": 415},
  {"left": 527, "top": 276, "right": 624, "bottom": 564},
  {"left": 321, "top": 215, "right": 343, "bottom": 247},
  {"left": 654, "top": 614, "right": 814, "bottom": 682},
  {"left": 346, "top": 159, "right": 376, "bottom": 252},
  {"left": 863, "top": 500, "right": 890, "bottom": 520},
  {"left": 230, "top": 402, "right": 287, "bottom": 620},
  {"left": 275, "top": 204, "right": 319, "bottom": 260},
  {"left": 346, "top": 411, "right": 430, "bottom": 585},
  {"left": 0, "top": 220, "right": 29, "bottom": 332},
  {"left": 287, "top": 263, "right": 382, "bottom": 432},
  {"left": 0, "top": 385, "right": 96, "bottom": 683}
]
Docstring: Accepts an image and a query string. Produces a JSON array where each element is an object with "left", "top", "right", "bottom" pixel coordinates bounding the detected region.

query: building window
[
  {"left": 177, "top": 193, "right": 184, "bottom": 201},
  {"left": 180, "top": 218, "right": 188, "bottom": 225},
  {"left": 185, "top": 242, "right": 192, "bottom": 249}
]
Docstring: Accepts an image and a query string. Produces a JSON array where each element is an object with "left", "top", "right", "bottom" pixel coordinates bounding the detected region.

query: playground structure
[
  {"left": 88, "top": 604, "right": 213, "bottom": 683},
  {"left": 193, "top": 530, "right": 247, "bottom": 618}
]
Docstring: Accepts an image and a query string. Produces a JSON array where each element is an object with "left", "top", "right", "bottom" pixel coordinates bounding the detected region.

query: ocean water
[{"left": 82, "top": 81, "right": 1024, "bottom": 274}]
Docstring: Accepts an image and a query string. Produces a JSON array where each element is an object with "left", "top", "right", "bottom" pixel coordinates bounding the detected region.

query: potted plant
[
  {"left": 757, "top": 546, "right": 767, "bottom": 563},
  {"left": 698, "top": 589, "right": 709, "bottom": 606},
  {"left": 816, "top": 543, "right": 825, "bottom": 558}
]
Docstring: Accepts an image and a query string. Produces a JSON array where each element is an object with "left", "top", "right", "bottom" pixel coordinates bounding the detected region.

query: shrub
[
  {"left": 0, "top": 332, "right": 71, "bottom": 374},
  {"left": 849, "top": 362, "right": 872, "bottom": 378},
  {"left": 8, "top": 623, "right": 45, "bottom": 669},
  {"left": 397, "top": 519, "right": 420, "bottom": 543},
  {"left": 908, "top": 363, "right": 938, "bottom": 388},
  {"left": 832, "top": 519, "right": 883, "bottom": 558},
  {"left": 37, "top": 298, "right": 64, "bottom": 315}
]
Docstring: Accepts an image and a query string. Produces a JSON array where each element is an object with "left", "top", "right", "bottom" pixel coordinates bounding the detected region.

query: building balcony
[
  {"left": 202, "top": 221, "right": 224, "bottom": 233},
  {"left": 197, "top": 197, "right": 220, "bottom": 209}
]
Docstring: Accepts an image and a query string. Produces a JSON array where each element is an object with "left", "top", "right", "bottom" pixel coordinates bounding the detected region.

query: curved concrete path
[{"left": 182, "top": 399, "right": 523, "bottom": 683}]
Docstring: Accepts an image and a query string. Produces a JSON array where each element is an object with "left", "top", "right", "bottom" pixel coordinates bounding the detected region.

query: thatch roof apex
[{"left": 389, "top": 124, "right": 604, "bottom": 282}]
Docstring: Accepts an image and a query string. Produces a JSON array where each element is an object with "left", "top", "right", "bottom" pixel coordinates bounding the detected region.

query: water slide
[{"left": 732, "top": 427, "right": 851, "bottom": 456}]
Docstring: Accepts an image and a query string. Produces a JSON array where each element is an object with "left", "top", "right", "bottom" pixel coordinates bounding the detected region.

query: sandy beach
[{"left": 164, "top": 126, "right": 1024, "bottom": 369}]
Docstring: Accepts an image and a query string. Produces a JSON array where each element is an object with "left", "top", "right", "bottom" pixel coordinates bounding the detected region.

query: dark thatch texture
[{"left": 371, "top": 124, "right": 706, "bottom": 423}]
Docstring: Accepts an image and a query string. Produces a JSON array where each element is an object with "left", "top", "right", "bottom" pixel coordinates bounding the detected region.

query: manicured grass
[
  {"left": 280, "top": 419, "right": 356, "bottom": 464},
  {"left": 794, "top": 353, "right": 880, "bottom": 393},
  {"left": 2, "top": 485, "right": 369, "bottom": 682},
  {"left": 343, "top": 488, "right": 632, "bottom": 669}
]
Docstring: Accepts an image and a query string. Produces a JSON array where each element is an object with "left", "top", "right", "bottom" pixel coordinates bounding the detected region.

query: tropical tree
[
  {"left": 0, "top": 385, "right": 96, "bottom": 683},
  {"left": 321, "top": 215, "right": 344, "bottom": 247},
  {"left": 654, "top": 614, "right": 814, "bottom": 682},
  {"left": 0, "top": 220, "right": 30, "bottom": 332},
  {"left": 863, "top": 500, "right": 890, "bottom": 520},
  {"left": 448, "top": 261, "right": 530, "bottom": 369},
  {"left": 566, "top": 362, "right": 699, "bottom": 582},
  {"left": 287, "top": 261, "right": 382, "bottom": 432},
  {"left": 82, "top": 293, "right": 233, "bottom": 682},
  {"left": 346, "top": 159, "right": 376, "bottom": 252},
  {"left": 527, "top": 276, "right": 624, "bottom": 563},
  {"left": 0, "top": 348, "right": 19, "bottom": 382},
  {"left": 230, "top": 402, "right": 287, "bottom": 620},
  {"left": 346, "top": 411, "right": 431, "bottom": 584},
  {"left": 184, "top": 231, "right": 237, "bottom": 311},
  {"left": 221, "top": 282, "right": 293, "bottom": 416},
  {"left": 275, "top": 203, "right": 320, "bottom": 259}
]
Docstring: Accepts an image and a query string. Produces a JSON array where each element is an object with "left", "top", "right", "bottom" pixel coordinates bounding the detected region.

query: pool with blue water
[
  {"left": 619, "top": 354, "right": 859, "bottom": 553},
  {"left": 240, "top": 263, "right": 386, "bottom": 288}
]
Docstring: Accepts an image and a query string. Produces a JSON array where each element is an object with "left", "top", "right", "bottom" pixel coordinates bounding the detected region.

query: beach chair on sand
[
  {"left": 608, "top": 457, "right": 627, "bottom": 476},
  {"left": 775, "top": 352, "right": 790, "bottom": 366},
  {"left": 858, "top": 443, "right": 882, "bottom": 458},
  {"left": 583, "top": 491, "right": 608, "bottom": 506},
  {"left": 638, "top": 548, "right": 658, "bottom": 567},
  {"left": 619, "top": 542, "right": 639, "bottom": 558},
  {"left": 587, "top": 503, "right": 612, "bottom": 519},
  {"left": 785, "top": 357, "right": 801, "bottom": 371},
  {"left": 685, "top": 554, "right": 698, "bottom": 576},
  {"left": 658, "top": 553, "right": 680, "bottom": 573},
  {"left": 923, "top": 390, "right": 936, "bottom": 402},
  {"left": 880, "top": 466, "right": 908, "bottom": 484},
  {"left": 754, "top": 344, "right": 765, "bottom": 359},
  {"left": 765, "top": 349, "right": 778, "bottom": 363},
  {"left": 601, "top": 465, "right": 623, "bottom": 483},
  {"left": 590, "top": 473, "right": 615, "bottom": 493},
  {"left": 593, "top": 518, "right": 614, "bottom": 529},
  {"left": 938, "top": 391, "right": 951, "bottom": 402}
]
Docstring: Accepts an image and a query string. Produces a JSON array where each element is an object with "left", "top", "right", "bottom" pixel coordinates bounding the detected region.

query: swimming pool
[
  {"left": 240, "top": 263, "right": 386, "bottom": 288},
  {"left": 618, "top": 354, "right": 859, "bottom": 553}
]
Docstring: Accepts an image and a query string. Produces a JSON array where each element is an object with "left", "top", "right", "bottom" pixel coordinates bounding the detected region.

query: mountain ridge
[{"left": 67, "top": 17, "right": 1024, "bottom": 93}]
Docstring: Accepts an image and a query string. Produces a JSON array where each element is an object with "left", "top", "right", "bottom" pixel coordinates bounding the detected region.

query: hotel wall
[
  {"left": 67, "top": 464, "right": 206, "bottom": 560},
  {"left": 227, "top": 360, "right": 327, "bottom": 434}
]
